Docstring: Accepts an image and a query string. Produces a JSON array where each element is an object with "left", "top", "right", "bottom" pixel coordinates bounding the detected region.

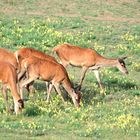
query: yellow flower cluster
[
  {"left": 121, "top": 32, "right": 137, "bottom": 42},
  {"left": 114, "top": 114, "right": 139, "bottom": 129}
]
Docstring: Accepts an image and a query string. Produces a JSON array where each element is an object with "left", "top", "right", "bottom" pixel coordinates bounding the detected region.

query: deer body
[
  {"left": 15, "top": 47, "right": 58, "bottom": 95},
  {"left": 53, "top": 43, "right": 128, "bottom": 90},
  {"left": 19, "top": 56, "right": 80, "bottom": 107},
  {"left": 0, "top": 61, "right": 24, "bottom": 115},
  {"left": 0, "top": 47, "right": 19, "bottom": 94}
]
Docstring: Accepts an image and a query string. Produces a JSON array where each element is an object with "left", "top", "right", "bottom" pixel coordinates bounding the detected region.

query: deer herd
[{"left": 0, "top": 43, "right": 128, "bottom": 115}]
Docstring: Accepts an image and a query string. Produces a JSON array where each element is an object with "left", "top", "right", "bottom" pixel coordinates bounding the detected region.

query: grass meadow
[{"left": 0, "top": 0, "right": 140, "bottom": 139}]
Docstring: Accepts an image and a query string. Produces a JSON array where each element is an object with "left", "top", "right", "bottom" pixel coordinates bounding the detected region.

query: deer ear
[{"left": 120, "top": 56, "right": 127, "bottom": 60}]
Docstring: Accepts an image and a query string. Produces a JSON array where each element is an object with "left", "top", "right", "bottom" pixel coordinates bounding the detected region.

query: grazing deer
[
  {"left": 0, "top": 48, "right": 19, "bottom": 106},
  {"left": 0, "top": 47, "right": 30, "bottom": 99},
  {"left": 0, "top": 61, "right": 24, "bottom": 115},
  {"left": 15, "top": 47, "right": 58, "bottom": 94},
  {"left": 19, "top": 56, "right": 81, "bottom": 107},
  {"left": 53, "top": 43, "right": 128, "bottom": 90}
]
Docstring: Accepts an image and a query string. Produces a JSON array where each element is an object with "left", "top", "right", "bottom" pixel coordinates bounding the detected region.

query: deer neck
[
  {"left": 96, "top": 56, "right": 118, "bottom": 68},
  {"left": 63, "top": 77, "right": 73, "bottom": 92}
]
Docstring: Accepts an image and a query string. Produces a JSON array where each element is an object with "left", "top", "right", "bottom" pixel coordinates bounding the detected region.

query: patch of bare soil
[
  {"left": 0, "top": 6, "right": 17, "bottom": 15},
  {"left": 83, "top": 16, "right": 140, "bottom": 23},
  {"left": 1, "top": 0, "right": 140, "bottom": 24}
]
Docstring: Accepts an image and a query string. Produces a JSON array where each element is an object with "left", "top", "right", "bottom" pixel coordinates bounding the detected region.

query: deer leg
[
  {"left": 25, "top": 81, "right": 35, "bottom": 97},
  {"left": 61, "top": 60, "right": 69, "bottom": 68},
  {"left": 19, "top": 71, "right": 35, "bottom": 97},
  {"left": 1, "top": 85, "right": 10, "bottom": 112},
  {"left": 71, "top": 94, "right": 79, "bottom": 108},
  {"left": 53, "top": 83, "right": 65, "bottom": 103},
  {"left": 46, "top": 82, "right": 49, "bottom": 93},
  {"left": 44, "top": 82, "right": 49, "bottom": 100},
  {"left": 93, "top": 70, "right": 104, "bottom": 90},
  {"left": 46, "top": 82, "right": 53, "bottom": 102},
  {"left": 78, "top": 66, "right": 88, "bottom": 90},
  {"left": 20, "top": 77, "right": 37, "bottom": 100},
  {"left": 25, "top": 70, "right": 35, "bottom": 96},
  {"left": 18, "top": 69, "right": 26, "bottom": 81}
]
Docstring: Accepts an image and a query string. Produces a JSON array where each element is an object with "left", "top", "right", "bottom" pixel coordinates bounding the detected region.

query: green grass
[{"left": 0, "top": 0, "right": 140, "bottom": 139}]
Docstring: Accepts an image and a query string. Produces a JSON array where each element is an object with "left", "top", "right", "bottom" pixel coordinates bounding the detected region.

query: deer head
[
  {"left": 117, "top": 57, "right": 128, "bottom": 74},
  {"left": 14, "top": 99, "right": 24, "bottom": 115}
]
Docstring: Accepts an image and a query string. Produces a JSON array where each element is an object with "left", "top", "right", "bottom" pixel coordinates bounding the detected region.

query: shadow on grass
[
  {"left": 103, "top": 78, "right": 138, "bottom": 90},
  {"left": 22, "top": 78, "right": 139, "bottom": 107}
]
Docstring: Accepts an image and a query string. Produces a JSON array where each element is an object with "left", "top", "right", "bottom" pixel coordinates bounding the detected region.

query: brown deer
[
  {"left": 15, "top": 47, "right": 58, "bottom": 94},
  {"left": 0, "top": 61, "right": 24, "bottom": 115},
  {"left": 0, "top": 47, "right": 30, "bottom": 99},
  {"left": 19, "top": 56, "right": 81, "bottom": 107},
  {"left": 0, "top": 48, "right": 20, "bottom": 109},
  {"left": 53, "top": 43, "right": 128, "bottom": 90}
]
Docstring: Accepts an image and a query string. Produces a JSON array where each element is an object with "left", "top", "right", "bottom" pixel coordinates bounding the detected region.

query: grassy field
[{"left": 0, "top": 0, "right": 140, "bottom": 139}]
